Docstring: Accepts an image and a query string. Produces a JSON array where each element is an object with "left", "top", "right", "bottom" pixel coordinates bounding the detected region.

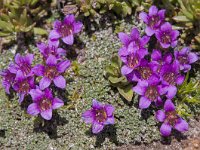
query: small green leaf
[
  {"left": 117, "top": 84, "right": 134, "bottom": 101},
  {"left": 0, "top": 20, "right": 13, "bottom": 32},
  {"left": 111, "top": 56, "right": 121, "bottom": 68},
  {"left": 0, "top": 32, "right": 12, "bottom": 37},
  {"left": 33, "top": 27, "right": 48, "bottom": 35},
  {"left": 105, "top": 66, "right": 115, "bottom": 75},
  {"left": 108, "top": 76, "right": 125, "bottom": 84},
  {"left": 173, "top": 16, "right": 190, "bottom": 22}
]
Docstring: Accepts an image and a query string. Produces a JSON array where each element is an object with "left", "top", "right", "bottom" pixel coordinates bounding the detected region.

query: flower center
[
  {"left": 5, "top": 72, "right": 15, "bottom": 83},
  {"left": 178, "top": 55, "right": 188, "bottom": 64},
  {"left": 18, "top": 79, "right": 30, "bottom": 93},
  {"left": 60, "top": 24, "right": 73, "bottom": 37},
  {"left": 127, "top": 54, "right": 139, "bottom": 69},
  {"left": 50, "top": 46, "right": 56, "bottom": 55},
  {"left": 95, "top": 109, "right": 107, "bottom": 123},
  {"left": 39, "top": 98, "right": 52, "bottom": 111},
  {"left": 138, "top": 66, "right": 152, "bottom": 80},
  {"left": 145, "top": 86, "right": 159, "bottom": 101},
  {"left": 161, "top": 33, "right": 171, "bottom": 44},
  {"left": 165, "top": 111, "right": 178, "bottom": 126},
  {"left": 44, "top": 66, "right": 58, "bottom": 79},
  {"left": 163, "top": 72, "right": 176, "bottom": 85},
  {"left": 149, "top": 15, "right": 159, "bottom": 28}
]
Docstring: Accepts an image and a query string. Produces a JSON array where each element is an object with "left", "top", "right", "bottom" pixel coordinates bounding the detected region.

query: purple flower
[
  {"left": 82, "top": 99, "right": 115, "bottom": 134},
  {"left": 27, "top": 88, "right": 64, "bottom": 120},
  {"left": 0, "top": 69, "right": 16, "bottom": 94},
  {"left": 49, "top": 14, "right": 83, "bottom": 45},
  {"left": 133, "top": 76, "right": 165, "bottom": 109},
  {"left": 13, "top": 71, "right": 35, "bottom": 103},
  {"left": 118, "top": 28, "right": 150, "bottom": 51},
  {"left": 156, "top": 99, "right": 188, "bottom": 136},
  {"left": 8, "top": 53, "right": 34, "bottom": 76},
  {"left": 120, "top": 47, "right": 148, "bottom": 81},
  {"left": 32, "top": 55, "right": 70, "bottom": 90},
  {"left": 174, "top": 47, "right": 198, "bottom": 72},
  {"left": 155, "top": 22, "right": 179, "bottom": 48},
  {"left": 134, "top": 59, "right": 157, "bottom": 81},
  {"left": 37, "top": 40, "right": 66, "bottom": 60},
  {"left": 160, "top": 61, "right": 184, "bottom": 99},
  {"left": 139, "top": 5, "right": 165, "bottom": 36},
  {"left": 151, "top": 49, "right": 173, "bottom": 74}
]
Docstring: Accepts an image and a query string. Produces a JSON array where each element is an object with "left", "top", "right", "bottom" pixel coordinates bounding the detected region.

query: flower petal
[
  {"left": 92, "top": 122, "right": 104, "bottom": 134},
  {"left": 15, "top": 70, "right": 25, "bottom": 81},
  {"left": 82, "top": 109, "right": 95, "bottom": 124},
  {"left": 151, "top": 49, "right": 162, "bottom": 61},
  {"left": 105, "top": 105, "right": 115, "bottom": 117},
  {"left": 57, "top": 48, "right": 66, "bottom": 56},
  {"left": 140, "top": 36, "right": 150, "bottom": 46},
  {"left": 29, "top": 89, "right": 43, "bottom": 102},
  {"left": 57, "top": 60, "right": 71, "bottom": 73},
  {"left": 161, "top": 22, "right": 172, "bottom": 31},
  {"left": 46, "top": 55, "right": 57, "bottom": 66},
  {"left": 49, "top": 30, "right": 61, "bottom": 40},
  {"left": 53, "top": 20, "right": 62, "bottom": 29},
  {"left": 92, "top": 99, "right": 103, "bottom": 109},
  {"left": 40, "top": 109, "right": 52, "bottom": 120},
  {"left": 39, "top": 77, "right": 51, "bottom": 90},
  {"left": 2, "top": 81, "right": 11, "bottom": 94},
  {"left": 19, "top": 93, "right": 25, "bottom": 104},
  {"left": 158, "top": 9, "right": 165, "bottom": 19},
  {"left": 164, "top": 99, "right": 175, "bottom": 112},
  {"left": 160, "top": 42, "right": 170, "bottom": 49},
  {"left": 149, "top": 5, "right": 158, "bottom": 16},
  {"left": 62, "top": 34, "right": 74, "bottom": 45},
  {"left": 176, "top": 75, "right": 185, "bottom": 85},
  {"left": 139, "top": 96, "right": 151, "bottom": 109},
  {"left": 118, "top": 32, "right": 130, "bottom": 46},
  {"left": 160, "top": 123, "right": 172, "bottom": 136},
  {"left": 104, "top": 117, "right": 115, "bottom": 125},
  {"left": 171, "top": 30, "right": 179, "bottom": 40},
  {"left": 37, "top": 43, "right": 47, "bottom": 54},
  {"left": 164, "top": 53, "right": 173, "bottom": 64},
  {"left": 48, "top": 39, "right": 59, "bottom": 48},
  {"left": 174, "top": 118, "right": 189, "bottom": 132},
  {"left": 132, "top": 80, "right": 147, "bottom": 95},
  {"left": 121, "top": 65, "right": 133, "bottom": 75},
  {"left": 171, "top": 40, "right": 178, "bottom": 48},
  {"left": 52, "top": 98, "right": 64, "bottom": 109},
  {"left": 130, "top": 28, "right": 140, "bottom": 39},
  {"left": 145, "top": 26, "right": 155, "bottom": 36},
  {"left": 14, "top": 53, "right": 22, "bottom": 64},
  {"left": 32, "top": 64, "right": 45, "bottom": 76},
  {"left": 44, "top": 88, "right": 53, "bottom": 99},
  {"left": 156, "top": 110, "right": 166, "bottom": 122},
  {"left": 25, "top": 54, "right": 34, "bottom": 65},
  {"left": 53, "top": 75, "right": 66, "bottom": 89},
  {"left": 64, "top": 14, "right": 75, "bottom": 24},
  {"left": 166, "top": 85, "right": 177, "bottom": 99},
  {"left": 139, "top": 12, "right": 148, "bottom": 23},
  {"left": 8, "top": 63, "right": 18, "bottom": 74},
  {"left": 27, "top": 103, "right": 40, "bottom": 116},
  {"left": 183, "top": 64, "right": 191, "bottom": 72},
  {"left": 73, "top": 21, "right": 83, "bottom": 33},
  {"left": 188, "top": 52, "right": 198, "bottom": 64}
]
